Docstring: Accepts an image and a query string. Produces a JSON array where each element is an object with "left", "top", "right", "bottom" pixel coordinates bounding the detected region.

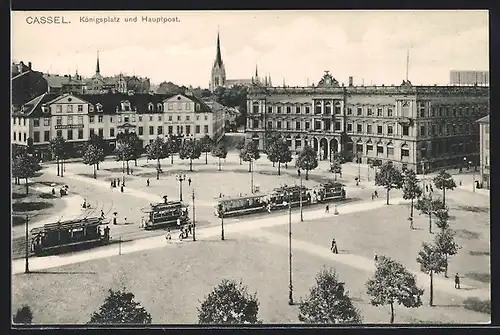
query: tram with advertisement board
[
  {"left": 141, "top": 200, "right": 190, "bottom": 230},
  {"left": 214, "top": 193, "right": 268, "bottom": 218},
  {"left": 30, "top": 217, "right": 110, "bottom": 256},
  {"left": 267, "top": 185, "right": 312, "bottom": 210}
]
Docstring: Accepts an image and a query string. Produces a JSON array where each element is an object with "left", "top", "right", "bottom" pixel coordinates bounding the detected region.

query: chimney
[
  {"left": 28, "top": 62, "right": 32, "bottom": 70},
  {"left": 348, "top": 76, "right": 353, "bottom": 87}
]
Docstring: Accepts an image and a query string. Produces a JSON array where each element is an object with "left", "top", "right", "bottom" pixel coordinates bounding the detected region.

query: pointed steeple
[
  {"left": 96, "top": 50, "right": 100, "bottom": 74},
  {"left": 255, "top": 64, "right": 259, "bottom": 79},
  {"left": 282, "top": 78, "right": 286, "bottom": 87},
  {"left": 214, "top": 29, "right": 223, "bottom": 67},
  {"left": 268, "top": 73, "right": 272, "bottom": 87},
  {"left": 264, "top": 75, "right": 268, "bottom": 86}
]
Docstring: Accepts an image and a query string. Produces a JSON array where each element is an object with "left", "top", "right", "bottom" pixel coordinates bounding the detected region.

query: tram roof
[
  {"left": 272, "top": 185, "right": 308, "bottom": 192},
  {"left": 150, "top": 201, "right": 187, "bottom": 209},
  {"left": 319, "top": 181, "right": 345, "bottom": 187},
  {"left": 31, "top": 217, "right": 107, "bottom": 234},
  {"left": 217, "top": 192, "right": 267, "bottom": 201}
]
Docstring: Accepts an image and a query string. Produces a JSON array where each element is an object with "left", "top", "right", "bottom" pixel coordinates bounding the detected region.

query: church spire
[
  {"left": 96, "top": 50, "right": 100, "bottom": 74},
  {"left": 255, "top": 64, "right": 259, "bottom": 79},
  {"left": 214, "top": 30, "right": 223, "bottom": 67}
]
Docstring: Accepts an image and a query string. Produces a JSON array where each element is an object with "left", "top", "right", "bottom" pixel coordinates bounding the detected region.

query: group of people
[
  {"left": 110, "top": 178, "right": 125, "bottom": 192},
  {"left": 164, "top": 223, "right": 194, "bottom": 241}
]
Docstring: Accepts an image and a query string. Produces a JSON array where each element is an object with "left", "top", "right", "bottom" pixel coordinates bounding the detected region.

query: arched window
[
  {"left": 157, "top": 103, "right": 163, "bottom": 111},
  {"left": 376, "top": 141, "right": 384, "bottom": 155},
  {"left": 401, "top": 143, "right": 410, "bottom": 158},
  {"left": 324, "top": 102, "right": 332, "bottom": 115},
  {"left": 334, "top": 101, "right": 342, "bottom": 115},
  {"left": 356, "top": 140, "right": 363, "bottom": 154},
  {"left": 315, "top": 101, "right": 322, "bottom": 114},
  {"left": 96, "top": 103, "right": 103, "bottom": 112},
  {"left": 387, "top": 141, "right": 394, "bottom": 156},
  {"left": 148, "top": 103, "right": 154, "bottom": 111},
  {"left": 366, "top": 140, "right": 373, "bottom": 153},
  {"left": 402, "top": 102, "right": 410, "bottom": 117},
  {"left": 294, "top": 135, "right": 302, "bottom": 149},
  {"left": 252, "top": 101, "right": 259, "bottom": 114}
]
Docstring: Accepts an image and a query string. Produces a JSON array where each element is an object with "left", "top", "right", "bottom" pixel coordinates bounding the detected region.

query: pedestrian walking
[
  {"left": 285, "top": 163, "right": 288, "bottom": 169},
  {"left": 325, "top": 205, "right": 330, "bottom": 213},
  {"left": 147, "top": 178, "right": 150, "bottom": 187},
  {"left": 297, "top": 169, "right": 301, "bottom": 177},
  {"left": 100, "top": 210, "right": 105, "bottom": 219},
  {"left": 409, "top": 217, "right": 414, "bottom": 229},
  {"left": 374, "top": 190, "right": 378, "bottom": 198},
  {"left": 374, "top": 251, "right": 378, "bottom": 262},
  {"left": 120, "top": 185, "right": 124, "bottom": 193},
  {"left": 425, "top": 185, "right": 429, "bottom": 193},
  {"left": 110, "top": 181, "right": 113, "bottom": 189},
  {"left": 188, "top": 178, "right": 192, "bottom": 186},
  {"left": 330, "top": 238, "right": 338, "bottom": 254},
  {"left": 165, "top": 229, "right": 172, "bottom": 242},
  {"left": 52, "top": 187, "right": 56, "bottom": 195},
  {"left": 371, "top": 193, "right": 374, "bottom": 201},
  {"left": 454, "top": 273, "right": 461, "bottom": 289},
  {"left": 113, "top": 213, "right": 117, "bottom": 225},
  {"left": 124, "top": 217, "right": 127, "bottom": 225},
  {"left": 430, "top": 185, "right": 434, "bottom": 192},
  {"left": 117, "top": 179, "right": 121, "bottom": 187},
  {"left": 188, "top": 224, "right": 192, "bottom": 235}
]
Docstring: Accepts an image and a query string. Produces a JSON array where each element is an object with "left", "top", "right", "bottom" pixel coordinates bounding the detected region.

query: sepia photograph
[{"left": 11, "top": 10, "right": 490, "bottom": 326}]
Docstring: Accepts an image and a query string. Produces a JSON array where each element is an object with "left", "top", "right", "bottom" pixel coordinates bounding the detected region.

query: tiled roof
[
  {"left": 476, "top": 115, "right": 489, "bottom": 123},
  {"left": 14, "top": 93, "right": 60, "bottom": 117}
]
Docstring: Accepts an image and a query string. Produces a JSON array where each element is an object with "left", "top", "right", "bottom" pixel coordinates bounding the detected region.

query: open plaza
[{"left": 11, "top": 150, "right": 490, "bottom": 324}]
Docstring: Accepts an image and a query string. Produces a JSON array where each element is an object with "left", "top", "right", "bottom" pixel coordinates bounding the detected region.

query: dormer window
[
  {"left": 148, "top": 103, "right": 154, "bottom": 111},
  {"left": 96, "top": 103, "right": 103, "bottom": 112},
  {"left": 89, "top": 105, "right": 94, "bottom": 112},
  {"left": 121, "top": 100, "right": 131, "bottom": 111},
  {"left": 41, "top": 104, "right": 49, "bottom": 114},
  {"left": 157, "top": 103, "right": 163, "bottom": 111},
  {"left": 196, "top": 104, "right": 200, "bottom": 111}
]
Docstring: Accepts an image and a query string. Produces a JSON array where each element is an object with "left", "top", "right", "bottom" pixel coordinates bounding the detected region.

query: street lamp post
[
  {"left": 25, "top": 214, "right": 30, "bottom": 274},
  {"left": 421, "top": 159, "right": 426, "bottom": 191},
  {"left": 299, "top": 175, "right": 304, "bottom": 222},
  {"left": 357, "top": 153, "right": 361, "bottom": 182},
  {"left": 176, "top": 174, "right": 186, "bottom": 201},
  {"left": 285, "top": 192, "right": 294, "bottom": 305},
  {"left": 192, "top": 189, "right": 196, "bottom": 241},
  {"left": 250, "top": 159, "right": 254, "bottom": 194},
  {"left": 220, "top": 205, "right": 225, "bottom": 241}
]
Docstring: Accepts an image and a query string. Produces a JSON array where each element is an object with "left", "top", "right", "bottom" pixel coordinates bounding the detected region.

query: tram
[
  {"left": 141, "top": 200, "right": 190, "bottom": 230},
  {"left": 30, "top": 217, "right": 110, "bottom": 256},
  {"left": 215, "top": 193, "right": 268, "bottom": 218},
  {"left": 214, "top": 182, "right": 347, "bottom": 218},
  {"left": 315, "top": 182, "right": 346, "bottom": 202},
  {"left": 267, "top": 185, "right": 312, "bottom": 210}
]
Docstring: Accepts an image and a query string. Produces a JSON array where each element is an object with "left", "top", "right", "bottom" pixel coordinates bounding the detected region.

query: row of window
[
  {"left": 355, "top": 143, "right": 398, "bottom": 157},
  {"left": 28, "top": 114, "right": 211, "bottom": 128},
  {"left": 347, "top": 107, "right": 395, "bottom": 117},
  {"left": 55, "top": 104, "right": 84, "bottom": 113},
  {"left": 419, "top": 123, "right": 474, "bottom": 137},
  {"left": 347, "top": 123, "right": 403, "bottom": 136},
  {"left": 263, "top": 120, "right": 343, "bottom": 131},
  {"left": 418, "top": 105, "right": 485, "bottom": 118}
]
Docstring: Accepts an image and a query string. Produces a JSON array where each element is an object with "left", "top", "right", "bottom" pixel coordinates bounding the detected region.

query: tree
[
  {"left": 146, "top": 137, "right": 169, "bottom": 180},
  {"left": 240, "top": 141, "right": 260, "bottom": 172},
  {"left": 12, "top": 148, "right": 41, "bottom": 195},
  {"left": 89, "top": 289, "right": 152, "bottom": 324},
  {"left": 266, "top": 138, "right": 293, "bottom": 175},
  {"left": 82, "top": 144, "right": 104, "bottom": 179},
  {"left": 114, "top": 139, "right": 134, "bottom": 174},
  {"left": 165, "top": 136, "right": 179, "bottom": 164},
  {"left": 296, "top": 144, "right": 318, "bottom": 180},
  {"left": 402, "top": 169, "right": 423, "bottom": 227},
  {"left": 366, "top": 256, "right": 423, "bottom": 324},
  {"left": 434, "top": 228, "right": 461, "bottom": 278},
  {"left": 200, "top": 135, "right": 214, "bottom": 164},
  {"left": 212, "top": 141, "right": 228, "bottom": 171},
  {"left": 432, "top": 170, "right": 457, "bottom": 207},
  {"left": 179, "top": 139, "right": 202, "bottom": 172},
  {"left": 214, "top": 85, "right": 248, "bottom": 128},
  {"left": 298, "top": 267, "right": 361, "bottom": 324},
  {"left": 374, "top": 162, "right": 403, "bottom": 205},
  {"left": 332, "top": 151, "right": 348, "bottom": 164},
  {"left": 87, "top": 134, "right": 107, "bottom": 170},
  {"left": 330, "top": 160, "right": 342, "bottom": 181},
  {"left": 415, "top": 195, "right": 444, "bottom": 233},
  {"left": 434, "top": 207, "right": 451, "bottom": 231},
  {"left": 198, "top": 279, "right": 261, "bottom": 324},
  {"left": 128, "top": 132, "right": 144, "bottom": 167},
  {"left": 13, "top": 306, "right": 33, "bottom": 324},
  {"left": 235, "top": 139, "right": 245, "bottom": 165},
  {"left": 50, "top": 136, "right": 67, "bottom": 177},
  {"left": 416, "top": 242, "right": 447, "bottom": 306}
]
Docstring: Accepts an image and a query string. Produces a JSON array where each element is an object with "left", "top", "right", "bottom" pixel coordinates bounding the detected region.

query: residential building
[
  {"left": 44, "top": 73, "right": 86, "bottom": 95},
  {"left": 11, "top": 61, "right": 48, "bottom": 113},
  {"left": 246, "top": 71, "right": 489, "bottom": 172},
  {"left": 12, "top": 92, "right": 225, "bottom": 160},
  {"left": 477, "top": 115, "right": 490, "bottom": 189}
]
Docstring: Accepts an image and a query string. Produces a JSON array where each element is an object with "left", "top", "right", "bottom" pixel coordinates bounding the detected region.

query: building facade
[
  {"left": 246, "top": 71, "right": 489, "bottom": 172},
  {"left": 12, "top": 92, "right": 225, "bottom": 160},
  {"left": 477, "top": 115, "right": 490, "bottom": 189},
  {"left": 11, "top": 62, "right": 48, "bottom": 112}
]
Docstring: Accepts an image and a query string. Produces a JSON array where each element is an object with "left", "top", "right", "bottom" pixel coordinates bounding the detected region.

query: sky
[{"left": 12, "top": 10, "right": 489, "bottom": 88}]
